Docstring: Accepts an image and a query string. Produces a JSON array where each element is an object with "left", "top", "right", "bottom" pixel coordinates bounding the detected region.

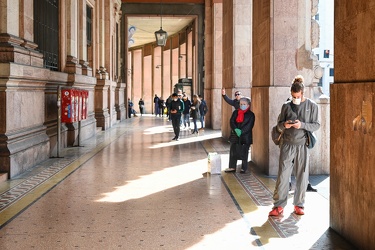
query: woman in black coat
[{"left": 225, "top": 97, "right": 255, "bottom": 174}]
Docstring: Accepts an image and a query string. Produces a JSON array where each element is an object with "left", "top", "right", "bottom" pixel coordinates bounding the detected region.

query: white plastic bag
[{"left": 207, "top": 153, "right": 222, "bottom": 174}]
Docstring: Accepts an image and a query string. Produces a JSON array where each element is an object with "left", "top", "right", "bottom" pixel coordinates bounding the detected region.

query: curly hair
[{"left": 291, "top": 75, "right": 305, "bottom": 93}]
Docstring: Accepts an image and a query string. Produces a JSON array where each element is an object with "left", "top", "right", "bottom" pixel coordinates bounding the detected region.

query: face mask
[
  {"left": 292, "top": 97, "right": 301, "bottom": 105},
  {"left": 173, "top": 98, "right": 178, "bottom": 101},
  {"left": 240, "top": 105, "right": 248, "bottom": 111}
]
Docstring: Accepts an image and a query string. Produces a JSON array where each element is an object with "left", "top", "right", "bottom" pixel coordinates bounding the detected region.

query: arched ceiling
[
  {"left": 123, "top": 0, "right": 203, "bottom": 48},
  {"left": 127, "top": 16, "right": 195, "bottom": 48}
]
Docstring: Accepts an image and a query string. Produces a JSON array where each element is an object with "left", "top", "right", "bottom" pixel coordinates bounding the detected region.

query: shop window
[{"left": 34, "top": 0, "right": 59, "bottom": 71}]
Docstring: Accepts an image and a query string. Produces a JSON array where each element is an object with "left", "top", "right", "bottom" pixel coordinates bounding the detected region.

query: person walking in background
[
  {"left": 191, "top": 94, "right": 201, "bottom": 134},
  {"left": 166, "top": 94, "right": 172, "bottom": 121},
  {"left": 138, "top": 98, "right": 145, "bottom": 116},
  {"left": 158, "top": 96, "right": 165, "bottom": 117},
  {"left": 224, "top": 97, "right": 255, "bottom": 174},
  {"left": 182, "top": 94, "right": 191, "bottom": 129},
  {"left": 222, "top": 88, "right": 243, "bottom": 110},
  {"left": 169, "top": 93, "right": 184, "bottom": 141},
  {"left": 269, "top": 75, "right": 320, "bottom": 217},
  {"left": 154, "top": 94, "right": 160, "bottom": 116},
  {"left": 128, "top": 98, "right": 137, "bottom": 118},
  {"left": 198, "top": 94, "right": 208, "bottom": 130}
]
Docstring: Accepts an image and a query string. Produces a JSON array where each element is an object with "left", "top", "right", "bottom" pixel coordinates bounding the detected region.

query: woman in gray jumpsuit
[{"left": 269, "top": 75, "right": 320, "bottom": 216}]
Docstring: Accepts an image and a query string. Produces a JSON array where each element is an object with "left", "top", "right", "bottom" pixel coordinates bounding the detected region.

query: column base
[{"left": 0, "top": 126, "right": 50, "bottom": 178}]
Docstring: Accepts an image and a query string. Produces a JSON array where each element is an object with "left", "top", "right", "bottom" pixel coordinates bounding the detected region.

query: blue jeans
[
  {"left": 193, "top": 118, "right": 198, "bottom": 132},
  {"left": 182, "top": 114, "right": 190, "bottom": 127},
  {"left": 199, "top": 115, "right": 204, "bottom": 128}
]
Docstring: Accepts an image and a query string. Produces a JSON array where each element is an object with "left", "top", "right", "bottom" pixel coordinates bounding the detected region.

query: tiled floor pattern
[
  {"left": 0, "top": 116, "right": 357, "bottom": 249},
  {"left": 0, "top": 121, "right": 134, "bottom": 227}
]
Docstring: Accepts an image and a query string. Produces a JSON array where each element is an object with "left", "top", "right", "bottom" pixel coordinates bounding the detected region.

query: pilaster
[
  {"left": 115, "top": 82, "right": 126, "bottom": 121},
  {"left": 95, "top": 79, "right": 111, "bottom": 130}
]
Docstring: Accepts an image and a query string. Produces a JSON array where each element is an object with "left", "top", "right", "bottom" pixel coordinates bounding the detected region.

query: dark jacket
[
  {"left": 158, "top": 98, "right": 165, "bottom": 108},
  {"left": 222, "top": 94, "right": 240, "bottom": 110},
  {"left": 199, "top": 99, "right": 208, "bottom": 116},
  {"left": 183, "top": 99, "right": 191, "bottom": 114},
  {"left": 169, "top": 99, "right": 184, "bottom": 115},
  {"left": 230, "top": 109, "right": 255, "bottom": 145}
]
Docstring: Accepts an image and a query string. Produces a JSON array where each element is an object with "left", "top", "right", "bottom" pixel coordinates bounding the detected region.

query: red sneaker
[
  {"left": 268, "top": 207, "right": 284, "bottom": 216},
  {"left": 294, "top": 206, "right": 305, "bottom": 215}
]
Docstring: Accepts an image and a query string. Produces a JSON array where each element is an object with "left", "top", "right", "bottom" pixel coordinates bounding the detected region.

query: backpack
[{"left": 199, "top": 100, "right": 208, "bottom": 115}]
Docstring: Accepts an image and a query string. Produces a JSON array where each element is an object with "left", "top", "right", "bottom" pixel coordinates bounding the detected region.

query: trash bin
[{"left": 207, "top": 152, "right": 221, "bottom": 174}]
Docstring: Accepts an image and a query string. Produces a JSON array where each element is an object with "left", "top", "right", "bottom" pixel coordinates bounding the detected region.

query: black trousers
[
  {"left": 228, "top": 143, "right": 250, "bottom": 171},
  {"left": 171, "top": 114, "right": 181, "bottom": 138}
]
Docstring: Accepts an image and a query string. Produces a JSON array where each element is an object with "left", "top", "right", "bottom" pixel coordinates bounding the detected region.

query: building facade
[{"left": 0, "top": 0, "right": 124, "bottom": 178}]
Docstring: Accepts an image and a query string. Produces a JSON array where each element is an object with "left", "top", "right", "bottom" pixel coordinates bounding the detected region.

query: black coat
[{"left": 230, "top": 109, "right": 255, "bottom": 145}]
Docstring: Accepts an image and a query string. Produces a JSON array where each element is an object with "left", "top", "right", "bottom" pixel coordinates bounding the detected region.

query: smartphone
[{"left": 287, "top": 121, "right": 297, "bottom": 124}]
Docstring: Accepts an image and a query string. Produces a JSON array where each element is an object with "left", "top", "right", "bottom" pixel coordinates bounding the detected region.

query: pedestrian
[
  {"left": 191, "top": 94, "right": 201, "bottom": 134},
  {"left": 269, "top": 75, "right": 320, "bottom": 216},
  {"left": 166, "top": 94, "right": 172, "bottom": 120},
  {"left": 158, "top": 96, "right": 165, "bottom": 117},
  {"left": 138, "top": 98, "right": 145, "bottom": 116},
  {"left": 198, "top": 94, "right": 208, "bottom": 130},
  {"left": 222, "top": 88, "right": 243, "bottom": 110},
  {"left": 224, "top": 97, "right": 255, "bottom": 174},
  {"left": 169, "top": 93, "right": 184, "bottom": 141},
  {"left": 182, "top": 94, "right": 191, "bottom": 129},
  {"left": 128, "top": 98, "right": 137, "bottom": 118},
  {"left": 154, "top": 94, "right": 160, "bottom": 116},
  {"left": 178, "top": 92, "right": 184, "bottom": 126}
]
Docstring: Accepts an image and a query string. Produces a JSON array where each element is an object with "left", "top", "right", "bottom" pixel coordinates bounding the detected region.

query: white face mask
[
  {"left": 292, "top": 97, "right": 301, "bottom": 105},
  {"left": 173, "top": 98, "right": 178, "bottom": 101}
]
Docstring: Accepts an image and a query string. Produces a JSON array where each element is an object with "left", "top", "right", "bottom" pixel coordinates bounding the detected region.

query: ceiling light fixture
[{"left": 154, "top": 0, "right": 168, "bottom": 46}]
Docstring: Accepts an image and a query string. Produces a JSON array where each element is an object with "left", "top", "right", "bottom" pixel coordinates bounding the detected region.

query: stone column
[
  {"left": 0, "top": 0, "right": 49, "bottom": 178},
  {"left": 252, "top": 0, "right": 324, "bottom": 175},
  {"left": 330, "top": 0, "right": 375, "bottom": 248},
  {"left": 104, "top": 0, "right": 115, "bottom": 127},
  {"left": 94, "top": 0, "right": 111, "bottom": 128},
  {"left": 115, "top": 83, "right": 126, "bottom": 121},
  {"left": 114, "top": 1, "right": 125, "bottom": 120},
  {"left": 222, "top": 0, "right": 252, "bottom": 138},
  {"left": 204, "top": 0, "right": 222, "bottom": 129}
]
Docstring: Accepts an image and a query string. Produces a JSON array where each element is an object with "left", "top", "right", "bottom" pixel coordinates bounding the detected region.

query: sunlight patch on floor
[
  {"left": 149, "top": 132, "right": 222, "bottom": 149},
  {"left": 143, "top": 125, "right": 173, "bottom": 135},
  {"left": 96, "top": 159, "right": 207, "bottom": 203},
  {"left": 186, "top": 219, "right": 257, "bottom": 249}
]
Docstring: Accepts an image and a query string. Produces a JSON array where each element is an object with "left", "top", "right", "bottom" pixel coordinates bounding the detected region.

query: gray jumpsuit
[{"left": 273, "top": 99, "right": 320, "bottom": 208}]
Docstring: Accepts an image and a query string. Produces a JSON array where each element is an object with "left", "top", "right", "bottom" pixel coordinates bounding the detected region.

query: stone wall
[{"left": 0, "top": 0, "right": 125, "bottom": 179}]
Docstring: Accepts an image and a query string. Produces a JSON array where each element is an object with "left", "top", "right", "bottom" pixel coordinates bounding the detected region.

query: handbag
[
  {"left": 229, "top": 130, "right": 240, "bottom": 144},
  {"left": 271, "top": 126, "right": 283, "bottom": 145},
  {"left": 306, "top": 131, "right": 317, "bottom": 149}
]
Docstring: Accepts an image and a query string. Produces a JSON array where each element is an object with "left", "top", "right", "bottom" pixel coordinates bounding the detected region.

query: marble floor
[{"left": 0, "top": 115, "right": 356, "bottom": 249}]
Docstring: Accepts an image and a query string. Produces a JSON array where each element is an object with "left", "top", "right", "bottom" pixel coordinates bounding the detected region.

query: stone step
[{"left": 0, "top": 173, "right": 8, "bottom": 184}]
